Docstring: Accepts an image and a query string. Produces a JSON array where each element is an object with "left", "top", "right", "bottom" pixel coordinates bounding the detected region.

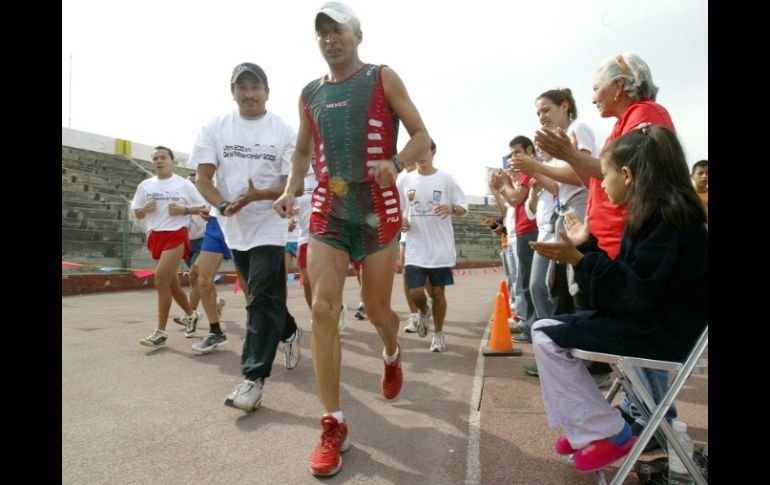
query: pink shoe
[
  {"left": 555, "top": 435, "right": 578, "bottom": 455},
  {"left": 573, "top": 436, "right": 637, "bottom": 473}
]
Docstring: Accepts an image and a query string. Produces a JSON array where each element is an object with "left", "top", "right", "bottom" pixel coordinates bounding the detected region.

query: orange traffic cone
[
  {"left": 483, "top": 281, "right": 523, "bottom": 356},
  {"left": 499, "top": 280, "right": 513, "bottom": 319}
]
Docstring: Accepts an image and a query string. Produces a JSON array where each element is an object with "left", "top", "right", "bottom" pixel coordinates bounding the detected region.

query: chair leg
[
  {"left": 609, "top": 363, "right": 674, "bottom": 484},
  {"left": 613, "top": 368, "right": 670, "bottom": 452},
  {"left": 596, "top": 470, "right": 608, "bottom": 485},
  {"left": 608, "top": 358, "right": 707, "bottom": 485},
  {"left": 625, "top": 355, "right": 708, "bottom": 484},
  {"left": 602, "top": 373, "right": 622, "bottom": 403}
]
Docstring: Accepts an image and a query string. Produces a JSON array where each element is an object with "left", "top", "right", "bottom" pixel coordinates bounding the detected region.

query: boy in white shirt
[{"left": 397, "top": 140, "right": 467, "bottom": 352}]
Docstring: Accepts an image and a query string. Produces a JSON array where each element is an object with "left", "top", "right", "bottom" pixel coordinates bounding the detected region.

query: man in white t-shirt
[
  {"left": 397, "top": 160, "right": 432, "bottom": 333},
  {"left": 397, "top": 140, "right": 467, "bottom": 352},
  {"left": 132, "top": 146, "right": 207, "bottom": 348},
  {"left": 191, "top": 62, "right": 303, "bottom": 412}
]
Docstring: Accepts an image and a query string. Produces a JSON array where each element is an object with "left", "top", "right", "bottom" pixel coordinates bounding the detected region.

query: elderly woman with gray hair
[
  {"left": 533, "top": 53, "right": 678, "bottom": 454},
  {"left": 535, "top": 53, "right": 674, "bottom": 259}
]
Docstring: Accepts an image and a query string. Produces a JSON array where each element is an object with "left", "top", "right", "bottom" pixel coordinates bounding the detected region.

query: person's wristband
[
  {"left": 218, "top": 201, "right": 230, "bottom": 213},
  {"left": 183, "top": 207, "right": 190, "bottom": 216},
  {"left": 391, "top": 156, "right": 405, "bottom": 173}
]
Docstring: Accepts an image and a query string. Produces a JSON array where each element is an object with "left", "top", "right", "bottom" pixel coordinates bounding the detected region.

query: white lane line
[{"left": 465, "top": 319, "right": 491, "bottom": 485}]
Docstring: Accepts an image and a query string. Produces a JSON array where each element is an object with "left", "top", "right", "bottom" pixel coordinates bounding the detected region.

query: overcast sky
[{"left": 62, "top": 0, "right": 707, "bottom": 195}]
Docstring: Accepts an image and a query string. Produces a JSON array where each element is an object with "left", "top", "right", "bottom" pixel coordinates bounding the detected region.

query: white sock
[
  {"left": 157, "top": 329, "right": 167, "bottom": 335},
  {"left": 410, "top": 312, "right": 419, "bottom": 319},
  {"left": 325, "top": 411, "right": 345, "bottom": 423},
  {"left": 383, "top": 345, "right": 400, "bottom": 364}
]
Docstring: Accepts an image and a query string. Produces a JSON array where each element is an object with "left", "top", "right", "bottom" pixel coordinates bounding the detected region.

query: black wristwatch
[
  {"left": 391, "top": 156, "right": 405, "bottom": 173},
  {"left": 218, "top": 201, "right": 230, "bottom": 214}
]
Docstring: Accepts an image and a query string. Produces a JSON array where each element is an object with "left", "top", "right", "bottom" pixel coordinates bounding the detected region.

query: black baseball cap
[{"left": 230, "top": 63, "right": 268, "bottom": 89}]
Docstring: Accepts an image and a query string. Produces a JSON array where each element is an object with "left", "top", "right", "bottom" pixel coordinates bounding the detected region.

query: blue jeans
[
  {"left": 502, "top": 245, "right": 527, "bottom": 318},
  {"left": 618, "top": 368, "right": 677, "bottom": 426},
  {"left": 515, "top": 231, "right": 537, "bottom": 324},
  {"left": 529, "top": 252, "right": 553, "bottom": 321}
]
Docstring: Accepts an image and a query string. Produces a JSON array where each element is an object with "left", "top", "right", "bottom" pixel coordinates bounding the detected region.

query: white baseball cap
[{"left": 315, "top": 2, "right": 358, "bottom": 29}]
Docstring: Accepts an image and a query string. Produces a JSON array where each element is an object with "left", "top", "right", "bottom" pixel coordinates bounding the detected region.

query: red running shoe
[
  {"left": 555, "top": 435, "right": 578, "bottom": 455},
  {"left": 309, "top": 415, "right": 351, "bottom": 477},
  {"left": 573, "top": 436, "right": 637, "bottom": 472},
  {"left": 381, "top": 343, "right": 403, "bottom": 400}
]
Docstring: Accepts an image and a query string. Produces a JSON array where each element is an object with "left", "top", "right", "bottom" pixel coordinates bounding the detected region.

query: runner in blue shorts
[
  {"left": 172, "top": 172, "right": 207, "bottom": 327},
  {"left": 190, "top": 216, "right": 242, "bottom": 353}
]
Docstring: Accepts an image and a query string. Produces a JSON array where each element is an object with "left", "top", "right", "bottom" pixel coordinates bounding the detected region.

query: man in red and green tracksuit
[
  {"left": 273, "top": 1, "right": 430, "bottom": 478},
  {"left": 302, "top": 62, "right": 403, "bottom": 261}
]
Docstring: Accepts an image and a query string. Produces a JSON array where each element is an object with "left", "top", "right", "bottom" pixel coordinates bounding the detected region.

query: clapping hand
[
  {"left": 529, "top": 230, "right": 583, "bottom": 265},
  {"left": 228, "top": 179, "right": 258, "bottom": 215},
  {"left": 534, "top": 127, "right": 579, "bottom": 162},
  {"left": 563, "top": 212, "right": 590, "bottom": 247}
]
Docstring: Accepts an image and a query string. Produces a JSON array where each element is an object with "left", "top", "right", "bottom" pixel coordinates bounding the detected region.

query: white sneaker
[
  {"left": 224, "top": 378, "right": 263, "bottom": 411},
  {"left": 283, "top": 328, "right": 302, "bottom": 370},
  {"left": 338, "top": 304, "right": 347, "bottom": 331},
  {"left": 139, "top": 329, "right": 167, "bottom": 348},
  {"left": 184, "top": 310, "right": 201, "bottom": 338},
  {"left": 192, "top": 332, "right": 228, "bottom": 354},
  {"left": 216, "top": 296, "right": 226, "bottom": 318},
  {"left": 416, "top": 312, "right": 429, "bottom": 338},
  {"left": 404, "top": 314, "right": 419, "bottom": 333},
  {"left": 429, "top": 332, "right": 446, "bottom": 352}
]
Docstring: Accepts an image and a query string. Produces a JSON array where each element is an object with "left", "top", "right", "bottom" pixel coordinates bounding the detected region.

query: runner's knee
[{"left": 311, "top": 299, "right": 341, "bottom": 325}]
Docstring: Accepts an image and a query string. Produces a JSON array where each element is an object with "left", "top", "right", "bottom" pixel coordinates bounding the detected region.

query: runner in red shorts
[{"left": 132, "top": 146, "right": 206, "bottom": 349}]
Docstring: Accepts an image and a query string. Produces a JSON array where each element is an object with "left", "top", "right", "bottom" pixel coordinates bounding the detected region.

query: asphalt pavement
[{"left": 62, "top": 270, "right": 707, "bottom": 484}]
